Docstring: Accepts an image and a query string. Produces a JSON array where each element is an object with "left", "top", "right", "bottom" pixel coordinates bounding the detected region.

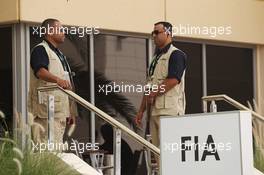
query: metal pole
[
  {"left": 203, "top": 100, "right": 208, "bottom": 113},
  {"left": 148, "top": 38, "right": 153, "bottom": 67},
  {"left": 12, "top": 23, "right": 29, "bottom": 150},
  {"left": 47, "top": 95, "right": 55, "bottom": 144},
  {"left": 114, "top": 128, "right": 121, "bottom": 175},
  {"left": 89, "top": 34, "right": 96, "bottom": 145},
  {"left": 202, "top": 44, "right": 207, "bottom": 112},
  {"left": 25, "top": 24, "right": 31, "bottom": 150},
  {"left": 210, "top": 100, "right": 217, "bottom": 113}
]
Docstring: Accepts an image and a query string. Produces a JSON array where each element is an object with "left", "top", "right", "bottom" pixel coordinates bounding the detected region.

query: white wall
[{"left": 20, "top": 0, "right": 164, "bottom": 34}]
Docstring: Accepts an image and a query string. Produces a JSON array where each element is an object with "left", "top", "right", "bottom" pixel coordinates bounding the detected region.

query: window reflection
[
  {"left": 94, "top": 34, "right": 148, "bottom": 153},
  {"left": 94, "top": 35, "right": 147, "bottom": 111},
  {"left": 173, "top": 41, "right": 203, "bottom": 114}
]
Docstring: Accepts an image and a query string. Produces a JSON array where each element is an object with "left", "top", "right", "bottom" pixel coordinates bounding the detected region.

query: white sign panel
[{"left": 160, "top": 111, "right": 253, "bottom": 175}]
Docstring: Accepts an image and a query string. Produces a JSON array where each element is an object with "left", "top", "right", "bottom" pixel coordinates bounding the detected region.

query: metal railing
[
  {"left": 202, "top": 94, "right": 264, "bottom": 122},
  {"left": 37, "top": 85, "right": 160, "bottom": 175}
]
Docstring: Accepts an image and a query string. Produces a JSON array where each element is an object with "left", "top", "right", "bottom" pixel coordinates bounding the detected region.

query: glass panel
[
  {"left": 206, "top": 44, "right": 253, "bottom": 111},
  {"left": 0, "top": 27, "right": 13, "bottom": 136},
  {"left": 60, "top": 34, "right": 91, "bottom": 142},
  {"left": 94, "top": 34, "right": 147, "bottom": 123},
  {"left": 174, "top": 41, "right": 203, "bottom": 114},
  {"left": 94, "top": 34, "right": 147, "bottom": 174}
]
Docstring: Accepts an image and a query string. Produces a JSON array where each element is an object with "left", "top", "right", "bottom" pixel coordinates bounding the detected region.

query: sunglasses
[{"left": 151, "top": 30, "right": 165, "bottom": 36}]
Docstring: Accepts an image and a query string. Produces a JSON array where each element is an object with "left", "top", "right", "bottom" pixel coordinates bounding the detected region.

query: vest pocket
[
  {"left": 164, "top": 88, "right": 177, "bottom": 108},
  {"left": 164, "top": 96, "right": 176, "bottom": 108},
  {"left": 41, "top": 96, "right": 62, "bottom": 113},
  {"left": 155, "top": 95, "right": 165, "bottom": 109},
  {"left": 155, "top": 90, "right": 178, "bottom": 109},
  {"left": 54, "top": 96, "right": 62, "bottom": 113}
]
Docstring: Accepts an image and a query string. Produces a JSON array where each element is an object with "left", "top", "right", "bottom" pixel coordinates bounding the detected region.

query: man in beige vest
[
  {"left": 135, "top": 21, "right": 186, "bottom": 164},
  {"left": 28, "top": 19, "right": 77, "bottom": 147}
]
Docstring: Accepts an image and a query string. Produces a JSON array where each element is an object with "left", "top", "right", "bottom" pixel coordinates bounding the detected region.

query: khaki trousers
[{"left": 149, "top": 115, "right": 160, "bottom": 148}]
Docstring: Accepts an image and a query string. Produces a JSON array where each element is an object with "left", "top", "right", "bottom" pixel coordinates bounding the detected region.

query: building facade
[{"left": 0, "top": 0, "right": 264, "bottom": 155}]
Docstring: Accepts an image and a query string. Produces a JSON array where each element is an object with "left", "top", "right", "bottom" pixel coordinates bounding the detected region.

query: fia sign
[{"left": 160, "top": 111, "right": 253, "bottom": 175}]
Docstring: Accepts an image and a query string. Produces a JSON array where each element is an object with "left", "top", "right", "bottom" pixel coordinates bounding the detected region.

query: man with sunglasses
[
  {"left": 29, "top": 18, "right": 77, "bottom": 147},
  {"left": 135, "top": 21, "right": 186, "bottom": 167}
]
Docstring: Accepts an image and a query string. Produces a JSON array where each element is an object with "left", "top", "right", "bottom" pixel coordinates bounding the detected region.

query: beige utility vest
[
  {"left": 150, "top": 44, "right": 186, "bottom": 116},
  {"left": 28, "top": 41, "right": 70, "bottom": 119}
]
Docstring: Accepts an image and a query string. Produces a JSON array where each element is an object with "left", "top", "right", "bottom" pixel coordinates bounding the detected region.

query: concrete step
[
  {"left": 255, "top": 168, "right": 264, "bottom": 175},
  {"left": 57, "top": 153, "right": 102, "bottom": 175}
]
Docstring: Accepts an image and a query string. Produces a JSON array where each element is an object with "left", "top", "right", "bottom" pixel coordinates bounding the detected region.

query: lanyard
[
  {"left": 55, "top": 50, "right": 76, "bottom": 90},
  {"left": 148, "top": 54, "right": 162, "bottom": 77},
  {"left": 56, "top": 50, "right": 69, "bottom": 72}
]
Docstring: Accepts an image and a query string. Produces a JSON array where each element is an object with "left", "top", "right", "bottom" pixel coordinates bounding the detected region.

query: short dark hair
[
  {"left": 41, "top": 18, "right": 59, "bottom": 37},
  {"left": 154, "top": 21, "right": 173, "bottom": 35},
  {"left": 41, "top": 18, "right": 59, "bottom": 28}
]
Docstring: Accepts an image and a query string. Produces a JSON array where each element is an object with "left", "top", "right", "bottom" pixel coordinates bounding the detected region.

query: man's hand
[
  {"left": 36, "top": 68, "right": 72, "bottom": 90},
  {"left": 56, "top": 78, "right": 72, "bottom": 90},
  {"left": 134, "top": 111, "right": 144, "bottom": 126},
  {"left": 67, "top": 116, "right": 76, "bottom": 125}
]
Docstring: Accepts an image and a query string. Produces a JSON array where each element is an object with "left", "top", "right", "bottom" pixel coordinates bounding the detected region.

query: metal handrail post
[
  {"left": 113, "top": 128, "right": 121, "bottom": 175},
  {"left": 47, "top": 95, "right": 55, "bottom": 144}
]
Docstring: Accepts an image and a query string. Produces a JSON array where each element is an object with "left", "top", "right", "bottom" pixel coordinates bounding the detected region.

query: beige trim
[
  {"left": 19, "top": 0, "right": 164, "bottom": 34},
  {"left": 0, "top": 0, "right": 19, "bottom": 24},
  {"left": 1, "top": 0, "right": 264, "bottom": 44}
]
